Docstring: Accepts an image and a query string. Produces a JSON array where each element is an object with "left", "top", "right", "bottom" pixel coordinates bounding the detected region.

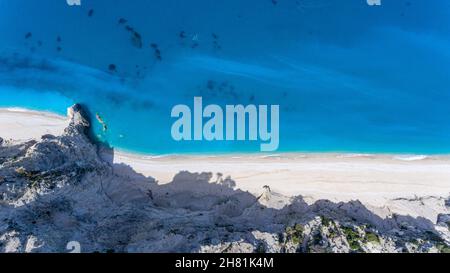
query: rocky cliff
[{"left": 0, "top": 105, "right": 449, "bottom": 253}]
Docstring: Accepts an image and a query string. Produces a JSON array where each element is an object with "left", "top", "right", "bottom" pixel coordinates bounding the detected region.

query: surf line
[{"left": 171, "top": 97, "right": 279, "bottom": 152}]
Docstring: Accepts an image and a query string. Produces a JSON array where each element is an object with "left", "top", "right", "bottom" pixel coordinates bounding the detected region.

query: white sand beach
[
  {"left": 1, "top": 107, "right": 450, "bottom": 211},
  {"left": 0, "top": 108, "right": 67, "bottom": 142}
]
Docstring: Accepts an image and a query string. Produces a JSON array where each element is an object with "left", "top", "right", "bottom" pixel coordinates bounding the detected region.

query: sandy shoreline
[
  {"left": 1, "top": 107, "right": 450, "bottom": 209},
  {"left": 0, "top": 108, "right": 67, "bottom": 142}
]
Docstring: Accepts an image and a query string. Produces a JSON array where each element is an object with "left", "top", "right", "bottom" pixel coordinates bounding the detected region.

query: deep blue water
[{"left": 1, "top": 0, "right": 450, "bottom": 154}]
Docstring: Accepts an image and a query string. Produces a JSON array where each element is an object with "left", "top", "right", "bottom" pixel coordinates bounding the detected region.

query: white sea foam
[
  {"left": 142, "top": 155, "right": 170, "bottom": 159},
  {"left": 336, "top": 153, "right": 374, "bottom": 159},
  {"left": 3, "top": 107, "right": 33, "bottom": 113},
  {"left": 394, "top": 155, "right": 428, "bottom": 161},
  {"left": 259, "top": 154, "right": 281, "bottom": 159}
]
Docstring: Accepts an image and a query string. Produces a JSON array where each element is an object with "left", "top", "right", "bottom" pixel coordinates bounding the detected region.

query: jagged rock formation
[{"left": 0, "top": 104, "right": 449, "bottom": 253}]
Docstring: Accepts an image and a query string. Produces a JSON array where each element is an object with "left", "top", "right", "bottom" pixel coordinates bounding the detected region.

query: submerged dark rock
[
  {"left": 131, "top": 32, "right": 143, "bottom": 48},
  {"left": 108, "top": 63, "right": 117, "bottom": 72},
  {"left": 154, "top": 49, "right": 162, "bottom": 61},
  {"left": 122, "top": 24, "right": 143, "bottom": 49}
]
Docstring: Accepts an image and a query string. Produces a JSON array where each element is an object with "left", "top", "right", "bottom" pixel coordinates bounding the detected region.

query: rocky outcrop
[{"left": 0, "top": 105, "right": 449, "bottom": 253}]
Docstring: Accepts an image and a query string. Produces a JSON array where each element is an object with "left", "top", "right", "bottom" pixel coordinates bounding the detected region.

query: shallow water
[{"left": 1, "top": 0, "right": 450, "bottom": 154}]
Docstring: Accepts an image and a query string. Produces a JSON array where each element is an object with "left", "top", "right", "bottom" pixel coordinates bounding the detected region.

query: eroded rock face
[
  {"left": 0, "top": 104, "right": 105, "bottom": 205},
  {"left": 0, "top": 105, "right": 449, "bottom": 253}
]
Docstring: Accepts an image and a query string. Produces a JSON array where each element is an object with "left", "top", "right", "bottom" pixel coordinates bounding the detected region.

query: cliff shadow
[{"left": 89, "top": 146, "right": 449, "bottom": 253}]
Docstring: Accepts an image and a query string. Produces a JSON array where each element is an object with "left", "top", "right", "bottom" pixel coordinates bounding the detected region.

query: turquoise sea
[{"left": 1, "top": 0, "right": 450, "bottom": 154}]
